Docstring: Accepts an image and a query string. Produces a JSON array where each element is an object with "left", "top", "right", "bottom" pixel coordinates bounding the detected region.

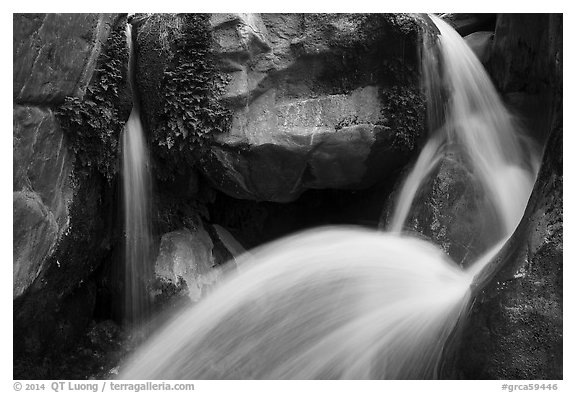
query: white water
[
  {"left": 121, "top": 229, "right": 472, "bottom": 379},
  {"left": 389, "top": 133, "right": 444, "bottom": 233},
  {"left": 390, "top": 15, "right": 538, "bottom": 241},
  {"left": 120, "top": 15, "right": 538, "bottom": 379},
  {"left": 122, "top": 23, "right": 153, "bottom": 325}
]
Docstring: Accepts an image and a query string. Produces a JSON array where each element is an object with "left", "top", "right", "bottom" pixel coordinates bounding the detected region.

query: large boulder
[
  {"left": 136, "top": 13, "right": 426, "bottom": 202},
  {"left": 385, "top": 152, "right": 501, "bottom": 267},
  {"left": 206, "top": 86, "right": 401, "bottom": 202},
  {"left": 13, "top": 106, "right": 73, "bottom": 298},
  {"left": 13, "top": 13, "right": 115, "bottom": 105}
]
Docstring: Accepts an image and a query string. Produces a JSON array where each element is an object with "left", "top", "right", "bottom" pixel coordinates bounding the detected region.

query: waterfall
[
  {"left": 122, "top": 22, "right": 153, "bottom": 325},
  {"left": 119, "top": 15, "right": 538, "bottom": 379},
  {"left": 390, "top": 15, "right": 538, "bottom": 240}
]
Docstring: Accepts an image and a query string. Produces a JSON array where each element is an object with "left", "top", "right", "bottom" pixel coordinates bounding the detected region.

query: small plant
[
  {"left": 151, "top": 14, "right": 231, "bottom": 181},
  {"left": 380, "top": 85, "right": 425, "bottom": 152},
  {"left": 335, "top": 115, "right": 359, "bottom": 130},
  {"left": 55, "top": 18, "right": 130, "bottom": 182}
]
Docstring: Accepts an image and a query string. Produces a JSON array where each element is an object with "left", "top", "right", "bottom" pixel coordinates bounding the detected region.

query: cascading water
[
  {"left": 122, "top": 22, "right": 153, "bottom": 325},
  {"left": 390, "top": 15, "right": 539, "bottom": 239},
  {"left": 119, "top": 15, "right": 539, "bottom": 379}
]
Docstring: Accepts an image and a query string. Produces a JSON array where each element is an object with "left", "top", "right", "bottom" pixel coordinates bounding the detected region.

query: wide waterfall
[
  {"left": 119, "top": 15, "right": 538, "bottom": 379},
  {"left": 122, "top": 23, "right": 153, "bottom": 325}
]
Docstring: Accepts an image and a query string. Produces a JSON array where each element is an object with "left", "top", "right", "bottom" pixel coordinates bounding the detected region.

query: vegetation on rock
[
  {"left": 55, "top": 18, "right": 131, "bottom": 182},
  {"left": 145, "top": 13, "right": 231, "bottom": 181},
  {"left": 380, "top": 85, "right": 425, "bottom": 151}
]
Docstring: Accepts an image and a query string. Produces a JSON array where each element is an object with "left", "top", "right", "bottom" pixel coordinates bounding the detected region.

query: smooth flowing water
[
  {"left": 120, "top": 15, "right": 538, "bottom": 379},
  {"left": 390, "top": 15, "right": 538, "bottom": 240},
  {"left": 122, "top": 229, "right": 471, "bottom": 379},
  {"left": 122, "top": 23, "right": 153, "bottom": 325}
]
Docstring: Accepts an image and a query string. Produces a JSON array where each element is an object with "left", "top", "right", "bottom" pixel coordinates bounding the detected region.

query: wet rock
[
  {"left": 13, "top": 106, "right": 73, "bottom": 224},
  {"left": 464, "top": 31, "right": 493, "bottom": 64},
  {"left": 136, "top": 13, "right": 425, "bottom": 202},
  {"left": 153, "top": 224, "right": 220, "bottom": 302},
  {"left": 14, "top": 279, "right": 97, "bottom": 358},
  {"left": 445, "top": 14, "right": 563, "bottom": 379},
  {"left": 13, "top": 172, "right": 114, "bottom": 358},
  {"left": 13, "top": 106, "right": 73, "bottom": 298},
  {"left": 487, "top": 14, "right": 562, "bottom": 143},
  {"left": 205, "top": 14, "right": 423, "bottom": 202},
  {"left": 13, "top": 13, "right": 115, "bottom": 105},
  {"left": 13, "top": 13, "right": 128, "bottom": 368},
  {"left": 440, "top": 13, "right": 497, "bottom": 36},
  {"left": 388, "top": 152, "right": 501, "bottom": 267},
  {"left": 13, "top": 191, "right": 59, "bottom": 298},
  {"left": 87, "top": 320, "right": 123, "bottom": 352},
  {"left": 212, "top": 224, "right": 247, "bottom": 259},
  {"left": 205, "top": 86, "right": 401, "bottom": 202},
  {"left": 450, "top": 119, "right": 562, "bottom": 380}
]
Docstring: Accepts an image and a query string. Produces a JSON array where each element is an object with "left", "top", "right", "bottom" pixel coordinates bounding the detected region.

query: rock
[
  {"left": 87, "top": 320, "right": 123, "bottom": 352},
  {"left": 204, "top": 86, "right": 405, "bottom": 202},
  {"left": 208, "top": 223, "right": 245, "bottom": 273},
  {"left": 13, "top": 172, "right": 114, "bottom": 359},
  {"left": 13, "top": 191, "right": 59, "bottom": 298},
  {"left": 13, "top": 106, "right": 73, "bottom": 225},
  {"left": 212, "top": 224, "right": 247, "bottom": 259},
  {"left": 444, "top": 14, "right": 563, "bottom": 379},
  {"left": 14, "top": 279, "right": 97, "bottom": 358},
  {"left": 13, "top": 106, "right": 73, "bottom": 298},
  {"left": 13, "top": 14, "right": 128, "bottom": 363},
  {"left": 486, "top": 14, "right": 562, "bottom": 144},
  {"left": 205, "top": 14, "right": 424, "bottom": 202},
  {"left": 464, "top": 31, "right": 493, "bottom": 64},
  {"left": 13, "top": 13, "right": 116, "bottom": 105},
  {"left": 440, "top": 13, "right": 497, "bottom": 36},
  {"left": 136, "top": 13, "right": 425, "bottom": 202},
  {"left": 389, "top": 152, "right": 501, "bottom": 267},
  {"left": 153, "top": 224, "right": 220, "bottom": 302},
  {"left": 449, "top": 118, "right": 562, "bottom": 380}
]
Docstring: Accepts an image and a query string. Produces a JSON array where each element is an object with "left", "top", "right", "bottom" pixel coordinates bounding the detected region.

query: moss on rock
[
  {"left": 55, "top": 16, "right": 131, "bottom": 182},
  {"left": 135, "top": 13, "right": 231, "bottom": 182}
]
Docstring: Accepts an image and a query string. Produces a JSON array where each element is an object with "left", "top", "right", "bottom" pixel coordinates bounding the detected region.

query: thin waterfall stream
[
  {"left": 119, "top": 15, "right": 540, "bottom": 379},
  {"left": 122, "top": 22, "right": 153, "bottom": 326}
]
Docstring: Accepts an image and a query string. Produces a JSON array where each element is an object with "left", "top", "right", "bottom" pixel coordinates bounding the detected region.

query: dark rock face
[
  {"left": 13, "top": 14, "right": 121, "bottom": 300},
  {"left": 441, "top": 13, "right": 497, "bottom": 36},
  {"left": 136, "top": 13, "right": 426, "bottom": 202},
  {"left": 446, "top": 14, "right": 563, "bottom": 379},
  {"left": 13, "top": 14, "right": 115, "bottom": 105},
  {"left": 13, "top": 106, "right": 73, "bottom": 297},
  {"left": 14, "top": 174, "right": 115, "bottom": 359},
  {"left": 390, "top": 152, "right": 501, "bottom": 267},
  {"left": 487, "top": 14, "right": 562, "bottom": 144},
  {"left": 463, "top": 31, "right": 493, "bottom": 64},
  {"left": 451, "top": 113, "right": 562, "bottom": 380},
  {"left": 13, "top": 14, "right": 127, "bottom": 367}
]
